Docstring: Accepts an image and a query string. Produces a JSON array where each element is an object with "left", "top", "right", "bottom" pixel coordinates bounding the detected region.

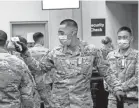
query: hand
[
  {"left": 22, "top": 99, "right": 34, "bottom": 108},
  {"left": 115, "top": 91, "right": 126, "bottom": 101},
  {"left": 14, "top": 41, "right": 28, "bottom": 54},
  {"left": 46, "top": 59, "right": 56, "bottom": 70}
]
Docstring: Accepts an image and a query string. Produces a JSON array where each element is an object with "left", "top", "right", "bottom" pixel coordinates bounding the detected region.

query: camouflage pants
[
  {"left": 33, "top": 89, "right": 41, "bottom": 108},
  {"left": 108, "top": 99, "right": 138, "bottom": 108}
]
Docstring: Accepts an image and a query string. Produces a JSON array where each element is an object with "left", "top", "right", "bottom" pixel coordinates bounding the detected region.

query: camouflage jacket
[
  {"left": 29, "top": 44, "right": 51, "bottom": 107},
  {"left": 106, "top": 48, "right": 138, "bottom": 100},
  {"left": 29, "top": 44, "right": 49, "bottom": 61},
  {"left": 11, "top": 51, "right": 39, "bottom": 108},
  {"left": 100, "top": 45, "right": 114, "bottom": 60},
  {"left": 21, "top": 41, "right": 122, "bottom": 108},
  {"left": 0, "top": 48, "right": 34, "bottom": 108}
]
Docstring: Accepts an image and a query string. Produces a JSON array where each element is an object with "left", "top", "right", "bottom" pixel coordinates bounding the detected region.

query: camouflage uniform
[
  {"left": 106, "top": 48, "right": 138, "bottom": 108},
  {"left": 100, "top": 46, "right": 114, "bottom": 91},
  {"left": 21, "top": 41, "right": 123, "bottom": 108},
  {"left": 10, "top": 50, "right": 40, "bottom": 108},
  {"left": 100, "top": 45, "right": 114, "bottom": 60},
  {"left": 0, "top": 48, "right": 34, "bottom": 108},
  {"left": 29, "top": 44, "right": 51, "bottom": 108}
]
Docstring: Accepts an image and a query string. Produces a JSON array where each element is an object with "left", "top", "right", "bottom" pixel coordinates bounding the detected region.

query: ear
[
  {"left": 72, "top": 30, "right": 77, "bottom": 36},
  {"left": 130, "top": 36, "right": 133, "bottom": 42}
]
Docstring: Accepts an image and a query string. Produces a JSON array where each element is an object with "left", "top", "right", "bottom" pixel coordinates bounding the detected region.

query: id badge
[
  {"left": 77, "top": 57, "right": 82, "bottom": 65},
  {"left": 121, "top": 59, "right": 125, "bottom": 68}
]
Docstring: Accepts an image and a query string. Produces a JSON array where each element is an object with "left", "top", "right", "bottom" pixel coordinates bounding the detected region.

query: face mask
[
  {"left": 117, "top": 39, "right": 130, "bottom": 49},
  {"left": 59, "top": 35, "right": 71, "bottom": 46}
]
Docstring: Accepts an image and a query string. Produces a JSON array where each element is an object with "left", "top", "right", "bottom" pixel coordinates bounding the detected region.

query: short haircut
[
  {"left": 117, "top": 26, "right": 132, "bottom": 35},
  {"left": 17, "top": 36, "right": 27, "bottom": 45},
  {"left": 33, "top": 32, "right": 44, "bottom": 42},
  {"left": 0, "top": 30, "right": 7, "bottom": 46},
  {"left": 60, "top": 19, "right": 78, "bottom": 30}
]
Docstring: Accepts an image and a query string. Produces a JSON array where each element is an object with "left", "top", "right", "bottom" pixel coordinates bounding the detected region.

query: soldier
[
  {"left": 7, "top": 36, "right": 41, "bottom": 108},
  {"left": 29, "top": 32, "right": 50, "bottom": 108},
  {"left": 7, "top": 36, "right": 28, "bottom": 59},
  {"left": 101, "top": 36, "right": 114, "bottom": 60},
  {"left": 14, "top": 19, "right": 125, "bottom": 108},
  {"left": 99, "top": 36, "right": 115, "bottom": 108},
  {"left": 106, "top": 26, "right": 138, "bottom": 108},
  {"left": 0, "top": 30, "right": 34, "bottom": 108}
]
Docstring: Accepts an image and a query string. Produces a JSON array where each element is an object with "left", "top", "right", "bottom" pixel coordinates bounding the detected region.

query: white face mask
[
  {"left": 59, "top": 35, "right": 71, "bottom": 46},
  {"left": 117, "top": 39, "right": 130, "bottom": 49}
]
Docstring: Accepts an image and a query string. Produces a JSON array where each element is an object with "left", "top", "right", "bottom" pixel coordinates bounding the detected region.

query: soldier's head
[
  {"left": 58, "top": 19, "right": 78, "bottom": 46},
  {"left": 16, "top": 36, "right": 27, "bottom": 45},
  {"left": 117, "top": 26, "right": 133, "bottom": 50},
  {"left": 33, "top": 32, "right": 44, "bottom": 46},
  {"left": 0, "top": 30, "right": 7, "bottom": 47},
  {"left": 101, "top": 36, "right": 113, "bottom": 48},
  {"left": 7, "top": 36, "right": 27, "bottom": 52}
]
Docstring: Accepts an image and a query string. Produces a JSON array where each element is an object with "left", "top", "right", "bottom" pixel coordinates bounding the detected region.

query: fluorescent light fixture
[{"left": 42, "top": 0, "right": 79, "bottom": 10}]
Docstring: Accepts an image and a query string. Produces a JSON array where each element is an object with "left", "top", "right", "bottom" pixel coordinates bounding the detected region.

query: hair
[
  {"left": 33, "top": 32, "right": 44, "bottom": 43},
  {"left": 0, "top": 30, "right": 7, "bottom": 46},
  {"left": 101, "top": 36, "right": 112, "bottom": 45},
  {"left": 60, "top": 19, "right": 78, "bottom": 30},
  {"left": 117, "top": 26, "right": 132, "bottom": 35},
  {"left": 17, "top": 36, "right": 27, "bottom": 45}
]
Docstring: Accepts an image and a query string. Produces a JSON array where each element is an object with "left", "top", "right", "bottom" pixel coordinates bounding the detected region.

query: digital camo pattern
[
  {"left": 29, "top": 44, "right": 51, "bottom": 108},
  {"left": 0, "top": 51, "right": 34, "bottom": 108},
  {"left": 106, "top": 48, "right": 138, "bottom": 100},
  {"left": 22, "top": 41, "right": 123, "bottom": 108},
  {"left": 12, "top": 51, "right": 39, "bottom": 108},
  {"left": 100, "top": 45, "right": 114, "bottom": 60}
]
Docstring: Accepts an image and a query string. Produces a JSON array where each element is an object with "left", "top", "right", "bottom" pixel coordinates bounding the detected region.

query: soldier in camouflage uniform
[
  {"left": 14, "top": 19, "right": 125, "bottom": 108},
  {"left": 0, "top": 30, "right": 34, "bottom": 108},
  {"left": 101, "top": 36, "right": 114, "bottom": 60},
  {"left": 7, "top": 36, "right": 40, "bottom": 108},
  {"left": 106, "top": 27, "right": 138, "bottom": 108},
  {"left": 29, "top": 32, "right": 51, "bottom": 108}
]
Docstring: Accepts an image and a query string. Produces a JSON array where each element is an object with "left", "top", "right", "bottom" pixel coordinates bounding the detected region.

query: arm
[
  {"left": 21, "top": 50, "right": 54, "bottom": 75},
  {"left": 20, "top": 63, "right": 34, "bottom": 108},
  {"left": 122, "top": 53, "right": 138, "bottom": 91},
  {"left": 94, "top": 49, "right": 123, "bottom": 93}
]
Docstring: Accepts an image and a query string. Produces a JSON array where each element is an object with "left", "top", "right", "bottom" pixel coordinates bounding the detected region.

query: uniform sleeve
[
  {"left": 21, "top": 50, "right": 55, "bottom": 75},
  {"left": 122, "top": 52, "right": 138, "bottom": 91},
  {"left": 94, "top": 49, "right": 123, "bottom": 92},
  {"left": 19, "top": 62, "right": 34, "bottom": 108}
]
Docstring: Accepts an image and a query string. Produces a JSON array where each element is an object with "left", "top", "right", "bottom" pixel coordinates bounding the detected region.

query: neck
[
  {"left": 68, "top": 37, "right": 79, "bottom": 52},
  {"left": 35, "top": 42, "right": 41, "bottom": 45},
  {"left": 119, "top": 47, "right": 130, "bottom": 55},
  {"left": 0, "top": 46, "right": 7, "bottom": 53}
]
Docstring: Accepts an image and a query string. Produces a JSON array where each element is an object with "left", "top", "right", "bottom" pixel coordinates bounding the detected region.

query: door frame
[{"left": 10, "top": 21, "right": 49, "bottom": 48}]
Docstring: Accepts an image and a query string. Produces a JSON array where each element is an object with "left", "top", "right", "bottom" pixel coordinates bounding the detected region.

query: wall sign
[{"left": 91, "top": 19, "right": 105, "bottom": 36}]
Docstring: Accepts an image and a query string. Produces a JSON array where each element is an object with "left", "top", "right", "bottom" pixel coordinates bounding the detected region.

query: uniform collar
[
  {"left": 34, "top": 44, "right": 43, "bottom": 47},
  {"left": 61, "top": 41, "right": 83, "bottom": 56},
  {"left": 115, "top": 47, "right": 132, "bottom": 57}
]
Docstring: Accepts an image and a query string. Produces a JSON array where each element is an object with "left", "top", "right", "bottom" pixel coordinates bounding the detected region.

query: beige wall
[
  {"left": 131, "top": 5, "right": 138, "bottom": 49},
  {"left": 0, "top": 1, "right": 49, "bottom": 38},
  {"left": 81, "top": 1, "right": 138, "bottom": 49},
  {"left": 81, "top": 1, "right": 107, "bottom": 48},
  {"left": 0, "top": 1, "right": 81, "bottom": 49},
  {"left": 0, "top": 1, "right": 137, "bottom": 49}
]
